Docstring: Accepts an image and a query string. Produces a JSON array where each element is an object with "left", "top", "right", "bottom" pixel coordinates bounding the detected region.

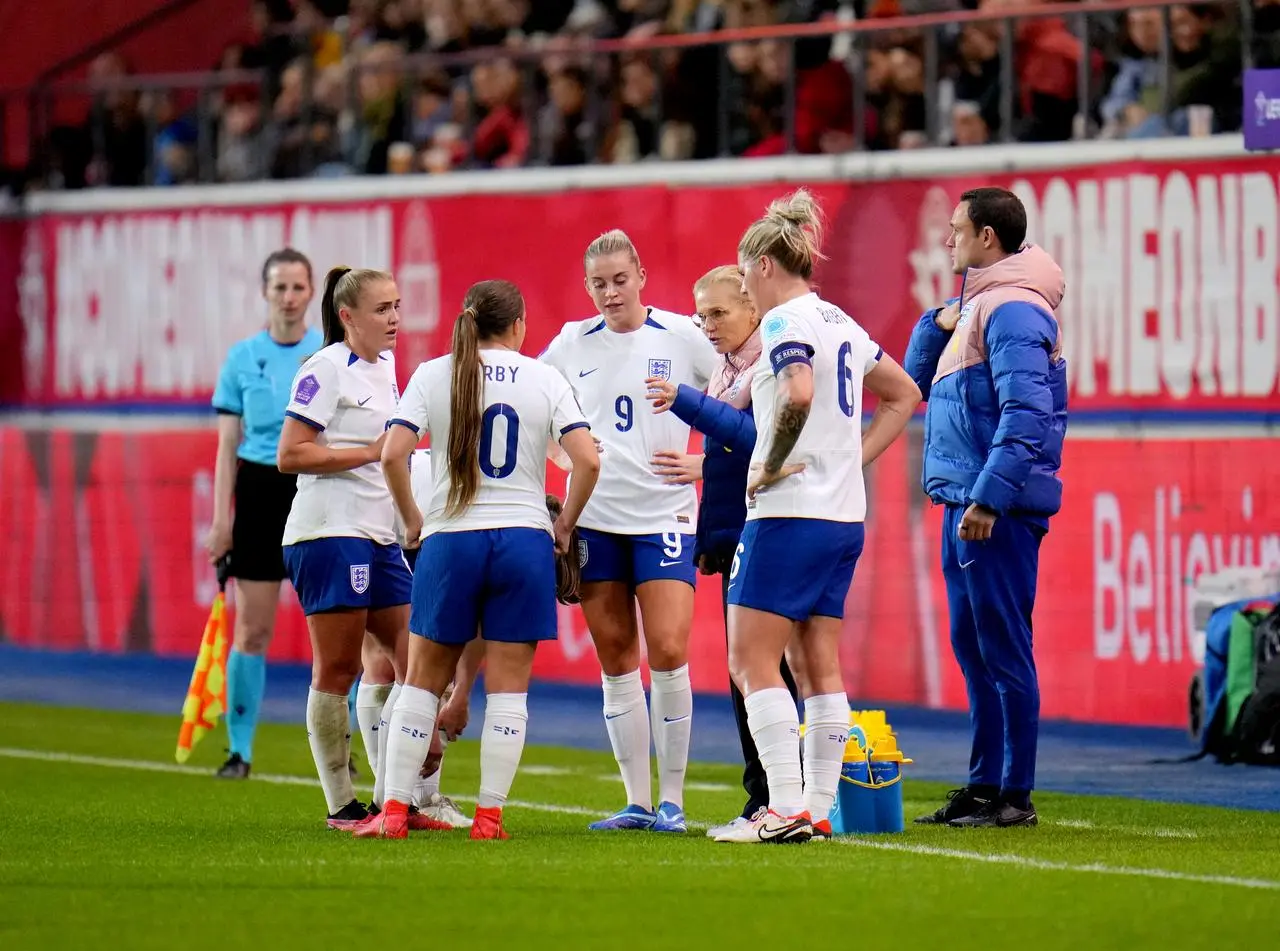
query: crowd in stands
[{"left": 32, "top": 0, "right": 1280, "bottom": 189}]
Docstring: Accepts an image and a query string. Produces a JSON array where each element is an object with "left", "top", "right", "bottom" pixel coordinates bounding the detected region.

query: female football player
[
  {"left": 362, "top": 279, "right": 599, "bottom": 839},
  {"left": 278, "top": 265, "right": 412, "bottom": 829},
  {"left": 539, "top": 231, "right": 718, "bottom": 833}
]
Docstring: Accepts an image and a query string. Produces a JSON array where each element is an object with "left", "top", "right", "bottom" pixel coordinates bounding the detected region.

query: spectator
[
  {"left": 952, "top": 99, "right": 991, "bottom": 146},
  {"left": 534, "top": 66, "right": 597, "bottom": 165},
  {"left": 470, "top": 57, "right": 530, "bottom": 168},
  {"left": 1098, "top": 8, "right": 1163, "bottom": 138},
  {"left": 218, "top": 90, "right": 269, "bottom": 182},
  {"left": 266, "top": 58, "right": 343, "bottom": 178},
  {"left": 295, "top": 1, "right": 347, "bottom": 68},
  {"left": 610, "top": 53, "right": 696, "bottom": 162},
  {"left": 865, "top": 44, "right": 927, "bottom": 150},
  {"left": 241, "top": 0, "right": 299, "bottom": 77},
  {"left": 148, "top": 92, "right": 199, "bottom": 185},
  {"left": 953, "top": 22, "right": 1003, "bottom": 140},
  {"left": 351, "top": 41, "right": 410, "bottom": 173},
  {"left": 980, "top": 0, "right": 1102, "bottom": 141},
  {"left": 84, "top": 53, "right": 148, "bottom": 188},
  {"left": 410, "top": 72, "right": 456, "bottom": 152}
]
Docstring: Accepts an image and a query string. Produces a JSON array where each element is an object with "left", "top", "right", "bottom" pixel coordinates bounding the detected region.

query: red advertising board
[
  {"left": 1, "top": 425, "right": 1275, "bottom": 727},
  {"left": 11, "top": 148, "right": 1280, "bottom": 415}
]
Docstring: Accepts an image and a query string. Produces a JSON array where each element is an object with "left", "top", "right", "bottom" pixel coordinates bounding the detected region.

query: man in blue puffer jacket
[{"left": 904, "top": 187, "right": 1068, "bottom": 829}]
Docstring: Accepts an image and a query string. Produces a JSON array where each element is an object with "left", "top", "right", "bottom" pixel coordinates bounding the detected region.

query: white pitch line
[
  {"left": 1051, "top": 818, "right": 1198, "bottom": 839},
  {"left": 518, "top": 765, "right": 576, "bottom": 777},
  {"left": 0, "top": 747, "right": 1256, "bottom": 888},
  {"left": 832, "top": 839, "right": 1272, "bottom": 890},
  {"left": 0, "top": 747, "right": 677, "bottom": 824}
]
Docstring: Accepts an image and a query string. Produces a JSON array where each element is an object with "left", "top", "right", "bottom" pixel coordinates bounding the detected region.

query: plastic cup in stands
[
  {"left": 1188, "top": 105, "right": 1213, "bottom": 138},
  {"left": 388, "top": 142, "right": 414, "bottom": 174}
]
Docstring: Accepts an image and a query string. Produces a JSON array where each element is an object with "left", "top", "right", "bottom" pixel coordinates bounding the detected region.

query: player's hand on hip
[
  {"left": 958, "top": 503, "right": 997, "bottom": 542},
  {"left": 205, "top": 521, "right": 232, "bottom": 564},
  {"left": 651, "top": 449, "right": 703, "bottom": 484},
  {"left": 747, "top": 461, "right": 805, "bottom": 499},
  {"left": 645, "top": 377, "right": 677, "bottom": 412}
]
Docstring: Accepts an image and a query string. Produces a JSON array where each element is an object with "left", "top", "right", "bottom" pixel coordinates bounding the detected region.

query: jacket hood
[{"left": 961, "top": 244, "right": 1065, "bottom": 310}]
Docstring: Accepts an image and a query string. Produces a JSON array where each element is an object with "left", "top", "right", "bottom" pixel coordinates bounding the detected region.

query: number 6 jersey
[
  {"left": 539, "top": 308, "right": 717, "bottom": 536},
  {"left": 391, "top": 351, "right": 589, "bottom": 540},
  {"left": 749, "top": 292, "right": 883, "bottom": 524}
]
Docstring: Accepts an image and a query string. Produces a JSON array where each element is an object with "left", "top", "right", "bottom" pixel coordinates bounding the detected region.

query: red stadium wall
[{"left": 2, "top": 140, "right": 1278, "bottom": 729}]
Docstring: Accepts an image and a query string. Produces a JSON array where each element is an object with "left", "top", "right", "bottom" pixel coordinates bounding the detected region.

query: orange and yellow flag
[{"left": 176, "top": 567, "right": 230, "bottom": 763}]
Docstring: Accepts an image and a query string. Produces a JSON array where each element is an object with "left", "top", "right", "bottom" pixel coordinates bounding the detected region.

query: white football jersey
[
  {"left": 540, "top": 308, "right": 717, "bottom": 535},
  {"left": 409, "top": 448, "right": 432, "bottom": 510},
  {"left": 393, "top": 350, "right": 588, "bottom": 539},
  {"left": 282, "top": 343, "right": 401, "bottom": 546},
  {"left": 748, "top": 293, "right": 883, "bottom": 523}
]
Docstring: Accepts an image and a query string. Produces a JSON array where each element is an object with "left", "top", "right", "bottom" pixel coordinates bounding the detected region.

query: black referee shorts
[{"left": 230, "top": 460, "right": 298, "bottom": 582}]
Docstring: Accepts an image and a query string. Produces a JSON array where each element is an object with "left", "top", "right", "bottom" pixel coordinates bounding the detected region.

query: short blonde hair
[
  {"left": 693, "top": 264, "right": 752, "bottom": 307},
  {"left": 737, "top": 188, "right": 827, "bottom": 280},
  {"left": 584, "top": 229, "right": 641, "bottom": 269}
]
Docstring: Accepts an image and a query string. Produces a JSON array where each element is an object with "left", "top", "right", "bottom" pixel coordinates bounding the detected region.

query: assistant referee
[{"left": 205, "top": 248, "right": 323, "bottom": 779}]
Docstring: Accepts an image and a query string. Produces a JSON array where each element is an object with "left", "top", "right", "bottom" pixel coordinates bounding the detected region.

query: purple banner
[{"left": 1244, "top": 69, "right": 1280, "bottom": 151}]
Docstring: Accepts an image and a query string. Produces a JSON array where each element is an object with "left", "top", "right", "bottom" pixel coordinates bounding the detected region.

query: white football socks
[
  {"left": 355, "top": 680, "right": 393, "bottom": 774},
  {"left": 601, "top": 670, "right": 652, "bottom": 811},
  {"left": 372, "top": 683, "right": 402, "bottom": 807},
  {"left": 382, "top": 685, "right": 440, "bottom": 806},
  {"left": 648, "top": 664, "right": 692, "bottom": 808},
  {"left": 477, "top": 692, "right": 529, "bottom": 809},
  {"left": 306, "top": 688, "right": 355, "bottom": 815},
  {"left": 745, "top": 687, "right": 804, "bottom": 817},
  {"left": 803, "top": 692, "right": 851, "bottom": 823}
]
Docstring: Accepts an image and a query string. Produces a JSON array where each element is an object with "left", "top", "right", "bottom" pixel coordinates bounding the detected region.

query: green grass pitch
[{"left": 0, "top": 702, "right": 1276, "bottom": 950}]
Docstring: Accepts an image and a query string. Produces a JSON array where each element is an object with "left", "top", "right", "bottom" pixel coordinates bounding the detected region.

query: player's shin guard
[
  {"left": 802, "top": 692, "right": 850, "bottom": 823},
  {"left": 372, "top": 683, "right": 402, "bottom": 807},
  {"left": 355, "top": 679, "right": 393, "bottom": 775},
  {"left": 383, "top": 685, "right": 439, "bottom": 806},
  {"left": 602, "top": 669, "right": 653, "bottom": 811},
  {"left": 744, "top": 687, "right": 804, "bottom": 817},
  {"left": 649, "top": 664, "right": 692, "bottom": 808},
  {"left": 477, "top": 693, "right": 529, "bottom": 808},
  {"left": 307, "top": 688, "right": 355, "bottom": 815}
]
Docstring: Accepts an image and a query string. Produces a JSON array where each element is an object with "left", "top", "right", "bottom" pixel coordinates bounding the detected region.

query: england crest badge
[
  {"left": 648, "top": 358, "right": 672, "bottom": 381},
  {"left": 350, "top": 564, "right": 371, "bottom": 594}
]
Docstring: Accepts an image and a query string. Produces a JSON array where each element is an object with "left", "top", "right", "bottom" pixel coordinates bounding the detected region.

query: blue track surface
[{"left": 2, "top": 645, "right": 1278, "bottom": 812}]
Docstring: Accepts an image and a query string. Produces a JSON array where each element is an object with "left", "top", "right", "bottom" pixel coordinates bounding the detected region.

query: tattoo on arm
[{"left": 765, "top": 387, "right": 810, "bottom": 473}]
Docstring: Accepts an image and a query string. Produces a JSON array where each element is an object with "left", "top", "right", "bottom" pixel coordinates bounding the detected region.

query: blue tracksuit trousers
[{"left": 941, "top": 504, "right": 1045, "bottom": 797}]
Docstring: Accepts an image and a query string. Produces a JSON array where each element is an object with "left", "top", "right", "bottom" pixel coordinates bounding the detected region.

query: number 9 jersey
[
  {"left": 539, "top": 308, "right": 718, "bottom": 536},
  {"left": 391, "top": 352, "right": 589, "bottom": 539},
  {"left": 749, "top": 292, "right": 884, "bottom": 524}
]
